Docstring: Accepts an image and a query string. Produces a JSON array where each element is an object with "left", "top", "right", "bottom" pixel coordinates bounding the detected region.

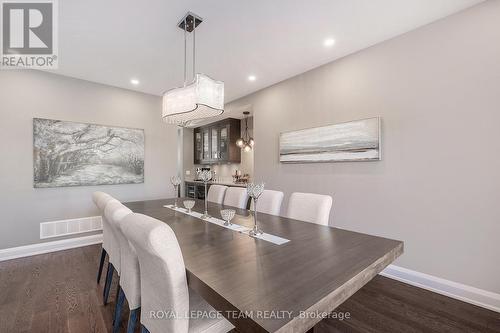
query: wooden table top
[{"left": 124, "top": 198, "right": 403, "bottom": 333}]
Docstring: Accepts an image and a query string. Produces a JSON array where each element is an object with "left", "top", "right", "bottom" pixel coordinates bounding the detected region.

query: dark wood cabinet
[
  {"left": 193, "top": 118, "right": 241, "bottom": 165},
  {"left": 185, "top": 182, "right": 211, "bottom": 199}
]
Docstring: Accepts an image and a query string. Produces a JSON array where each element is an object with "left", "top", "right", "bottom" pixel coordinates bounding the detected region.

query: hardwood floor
[
  {"left": 315, "top": 277, "right": 500, "bottom": 333},
  {"left": 0, "top": 245, "right": 498, "bottom": 333}
]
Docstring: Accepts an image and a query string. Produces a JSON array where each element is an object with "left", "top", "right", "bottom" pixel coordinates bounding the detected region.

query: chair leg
[
  {"left": 112, "top": 281, "right": 121, "bottom": 325},
  {"left": 97, "top": 248, "right": 107, "bottom": 283},
  {"left": 113, "top": 286, "right": 125, "bottom": 333},
  {"left": 141, "top": 325, "right": 150, "bottom": 333},
  {"left": 127, "top": 308, "right": 140, "bottom": 333},
  {"left": 103, "top": 263, "right": 114, "bottom": 305}
]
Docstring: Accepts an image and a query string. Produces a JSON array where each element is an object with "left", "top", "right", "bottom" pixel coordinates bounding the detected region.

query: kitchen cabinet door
[
  {"left": 211, "top": 127, "right": 219, "bottom": 160},
  {"left": 218, "top": 125, "right": 229, "bottom": 161},
  {"left": 202, "top": 129, "right": 210, "bottom": 162},
  {"left": 193, "top": 118, "right": 241, "bottom": 165},
  {"left": 194, "top": 130, "right": 203, "bottom": 164}
]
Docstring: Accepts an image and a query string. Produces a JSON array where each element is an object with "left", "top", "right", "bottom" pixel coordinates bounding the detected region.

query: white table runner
[{"left": 164, "top": 205, "right": 290, "bottom": 245}]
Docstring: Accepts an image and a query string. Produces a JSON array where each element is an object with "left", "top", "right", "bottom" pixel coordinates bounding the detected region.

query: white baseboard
[
  {"left": 380, "top": 264, "right": 500, "bottom": 313},
  {"left": 0, "top": 233, "right": 103, "bottom": 262}
]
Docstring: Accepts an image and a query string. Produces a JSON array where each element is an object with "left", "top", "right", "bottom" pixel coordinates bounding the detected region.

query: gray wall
[
  {"left": 182, "top": 127, "right": 195, "bottom": 179},
  {"left": 0, "top": 70, "right": 177, "bottom": 249},
  {"left": 226, "top": 1, "right": 500, "bottom": 294}
]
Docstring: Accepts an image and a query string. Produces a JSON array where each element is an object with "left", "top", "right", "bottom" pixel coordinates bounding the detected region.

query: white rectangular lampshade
[{"left": 162, "top": 74, "right": 224, "bottom": 125}]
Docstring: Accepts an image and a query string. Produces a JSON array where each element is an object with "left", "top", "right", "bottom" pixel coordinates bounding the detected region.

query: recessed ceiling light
[
  {"left": 323, "top": 38, "right": 335, "bottom": 47},
  {"left": 248, "top": 75, "right": 256, "bottom": 82},
  {"left": 130, "top": 78, "right": 140, "bottom": 85}
]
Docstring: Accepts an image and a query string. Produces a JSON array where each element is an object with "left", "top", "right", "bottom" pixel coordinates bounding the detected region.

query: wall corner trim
[
  {"left": 0, "top": 233, "right": 103, "bottom": 262},
  {"left": 380, "top": 264, "right": 500, "bottom": 313}
]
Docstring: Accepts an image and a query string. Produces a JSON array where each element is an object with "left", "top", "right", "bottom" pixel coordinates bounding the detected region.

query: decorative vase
[
  {"left": 170, "top": 175, "right": 181, "bottom": 208},
  {"left": 247, "top": 182, "right": 265, "bottom": 236},
  {"left": 199, "top": 170, "right": 212, "bottom": 219}
]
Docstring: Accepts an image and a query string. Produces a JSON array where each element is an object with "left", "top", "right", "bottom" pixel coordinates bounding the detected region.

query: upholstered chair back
[
  {"left": 121, "top": 213, "right": 190, "bottom": 333},
  {"left": 207, "top": 185, "right": 227, "bottom": 204},
  {"left": 105, "top": 201, "right": 141, "bottom": 310},
  {"left": 286, "top": 192, "right": 333, "bottom": 226},
  {"left": 223, "top": 187, "right": 249, "bottom": 209},
  {"left": 103, "top": 199, "right": 124, "bottom": 274},
  {"left": 93, "top": 191, "right": 113, "bottom": 211},
  {"left": 93, "top": 192, "right": 114, "bottom": 253},
  {"left": 250, "top": 190, "right": 284, "bottom": 216}
]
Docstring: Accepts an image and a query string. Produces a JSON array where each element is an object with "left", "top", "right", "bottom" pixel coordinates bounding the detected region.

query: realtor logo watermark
[{"left": 1, "top": 0, "right": 58, "bottom": 69}]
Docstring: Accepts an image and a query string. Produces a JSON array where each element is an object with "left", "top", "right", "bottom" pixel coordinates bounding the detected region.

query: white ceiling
[{"left": 54, "top": 0, "right": 483, "bottom": 104}]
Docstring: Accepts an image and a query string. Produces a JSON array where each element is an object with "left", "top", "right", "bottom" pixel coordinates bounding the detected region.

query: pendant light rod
[
  {"left": 193, "top": 19, "right": 196, "bottom": 80},
  {"left": 183, "top": 17, "right": 187, "bottom": 87},
  {"left": 178, "top": 12, "right": 202, "bottom": 85},
  {"left": 245, "top": 117, "right": 249, "bottom": 140}
]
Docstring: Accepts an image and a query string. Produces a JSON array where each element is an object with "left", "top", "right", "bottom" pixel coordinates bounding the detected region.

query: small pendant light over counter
[
  {"left": 236, "top": 111, "right": 254, "bottom": 152},
  {"left": 162, "top": 12, "right": 224, "bottom": 126}
]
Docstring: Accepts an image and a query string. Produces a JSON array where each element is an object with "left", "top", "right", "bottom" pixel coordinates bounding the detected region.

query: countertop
[{"left": 184, "top": 180, "right": 248, "bottom": 188}]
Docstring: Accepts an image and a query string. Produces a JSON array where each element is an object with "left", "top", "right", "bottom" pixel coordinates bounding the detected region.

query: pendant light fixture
[
  {"left": 236, "top": 111, "right": 254, "bottom": 152},
  {"left": 162, "top": 12, "right": 224, "bottom": 126}
]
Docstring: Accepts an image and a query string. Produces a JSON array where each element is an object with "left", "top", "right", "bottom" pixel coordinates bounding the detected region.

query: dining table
[{"left": 124, "top": 198, "right": 404, "bottom": 333}]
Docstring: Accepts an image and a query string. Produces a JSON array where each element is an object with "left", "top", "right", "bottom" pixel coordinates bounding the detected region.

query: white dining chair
[
  {"left": 207, "top": 184, "right": 227, "bottom": 204},
  {"left": 101, "top": 198, "right": 123, "bottom": 305},
  {"left": 286, "top": 192, "right": 333, "bottom": 226},
  {"left": 94, "top": 191, "right": 113, "bottom": 211},
  {"left": 93, "top": 192, "right": 113, "bottom": 283},
  {"left": 223, "top": 187, "right": 249, "bottom": 209},
  {"left": 92, "top": 192, "right": 116, "bottom": 299},
  {"left": 250, "top": 190, "right": 284, "bottom": 216},
  {"left": 105, "top": 200, "right": 141, "bottom": 333},
  {"left": 121, "top": 213, "right": 234, "bottom": 333}
]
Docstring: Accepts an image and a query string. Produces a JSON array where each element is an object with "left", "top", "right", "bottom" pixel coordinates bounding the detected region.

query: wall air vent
[{"left": 40, "top": 216, "right": 102, "bottom": 239}]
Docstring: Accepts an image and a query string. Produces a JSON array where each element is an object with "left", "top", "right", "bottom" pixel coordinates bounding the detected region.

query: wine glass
[
  {"left": 170, "top": 175, "right": 181, "bottom": 208},
  {"left": 247, "top": 182, "right": 265, "bottom": 236},
  {"left": 183, "top": 200, "right": 195, "bottom": 213},
  {"left": 199, "top": 170, "right": 212, "bottom": 219},
  {"left": 220, "top": 209, "right": 236, "bottom": 226}
]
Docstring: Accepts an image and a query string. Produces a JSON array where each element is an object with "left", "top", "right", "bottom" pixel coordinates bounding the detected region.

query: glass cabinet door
[
  {"left": 195, "top": 131, "right": 202, "bottom": 163},
  {"left": 219, "top": 126, "right": 228, "bottom": 161},
  {"left": 211, "top": 127, "right": 218, "bottom": 159},
  {"left": 203, "top": 129, "right": 210, "bottom": 161}
]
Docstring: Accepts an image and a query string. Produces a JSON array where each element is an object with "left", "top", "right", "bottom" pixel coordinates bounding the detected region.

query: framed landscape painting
[
  {"left": 279, "top": 117, "right": 381, "bottom": 163},
  {"left": 33, "top": 118, "right": 144, "bottom": 188}
]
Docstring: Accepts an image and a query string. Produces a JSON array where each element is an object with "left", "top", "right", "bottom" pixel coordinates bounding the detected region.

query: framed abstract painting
[{"left": 279, "top": 117, "right": 381, "bottom": 163}]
